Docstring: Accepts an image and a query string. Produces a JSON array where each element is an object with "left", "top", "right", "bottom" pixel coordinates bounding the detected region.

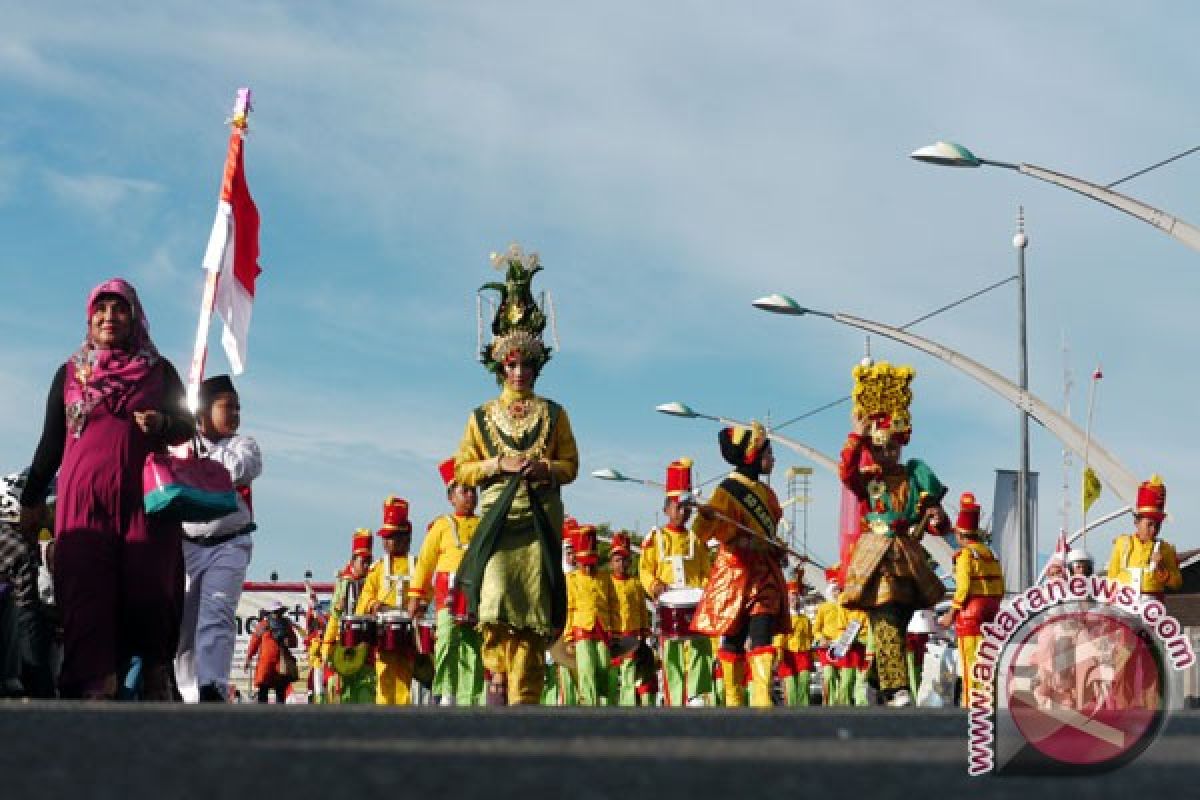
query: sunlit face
[
  {"left": 611, "top": 551, "right": 629, "bottom": 577},
  {"left": 351, "top": 553, "right": 371, "bottom": 577},
  {"left": 200, "top": 391, "right": 240, "bottom": 438},
  {"left": 502, "top": 356, "right": 537, "bottom": 392},
  {"left": 1135, "top": 516, "right": 1162, "bottom": 541},
  {"left": 450, "top": 485, "right": 477, "bottom": 516},
  {"left": 664, "top": 496, "right": 692, "bottom": 528},
  {"left": 384, "top": 531, "right": 411, "bottom": 556},
  {"left": 89, "top": 294, "right": 133, "bottom": 349}
]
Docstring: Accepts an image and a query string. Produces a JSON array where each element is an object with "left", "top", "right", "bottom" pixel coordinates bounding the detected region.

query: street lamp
[
  {"left": 911, "top": 141, "right": 1200, "bottom": 253},
  {"left": 655, "top": 401, "right": 837, "bottom": 472},
  {"left": 752, "top": 292, "right": 1144, "bottom": 586}
]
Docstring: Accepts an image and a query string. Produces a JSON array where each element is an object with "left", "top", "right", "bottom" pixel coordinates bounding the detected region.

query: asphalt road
[{"left": 2, "top": 704, "right": 1197, "bottom": 799}]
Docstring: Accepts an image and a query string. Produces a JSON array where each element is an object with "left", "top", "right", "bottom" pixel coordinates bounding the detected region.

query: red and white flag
[{"left": 201, "top": 119, "right": 261, "bottom": 375}]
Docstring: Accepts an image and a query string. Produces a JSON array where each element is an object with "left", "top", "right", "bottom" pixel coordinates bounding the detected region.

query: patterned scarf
[{"left": 63, "top": 278, "right": 160, "bottom": 437}]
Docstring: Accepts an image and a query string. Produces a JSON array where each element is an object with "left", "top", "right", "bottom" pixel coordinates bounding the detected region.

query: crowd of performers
[{"left": 0, "top": 250, "right": 1187, "bottom": 705}]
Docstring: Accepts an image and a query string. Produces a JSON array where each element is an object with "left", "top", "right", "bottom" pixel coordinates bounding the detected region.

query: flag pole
[
  {"left": 1080, "top": 364, "right": 1102, "bottom": 548},
  {"left": 186, "top": 88, "right": 253, "bottom": 412}
]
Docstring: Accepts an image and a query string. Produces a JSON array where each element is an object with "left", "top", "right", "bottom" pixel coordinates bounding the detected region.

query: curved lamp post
[
  {"left": 655, "top": 401, "right": 838, "bottom": 473},
  {"left": 911, "top": 141, "right": 1200, "bottom": 253}
]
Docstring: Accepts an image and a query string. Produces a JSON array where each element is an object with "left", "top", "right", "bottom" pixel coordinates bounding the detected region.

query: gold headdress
[
  {"left": 477, "top": 243, "right": 555, "bottom": 378},
  {"left": 852, "top": 360, "right": 915, "bottom": 446}
]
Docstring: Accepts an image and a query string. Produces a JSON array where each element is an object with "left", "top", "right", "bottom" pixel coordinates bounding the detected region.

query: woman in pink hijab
[{"left": 19, "top": 278, "right": 194, "bottom": 699}]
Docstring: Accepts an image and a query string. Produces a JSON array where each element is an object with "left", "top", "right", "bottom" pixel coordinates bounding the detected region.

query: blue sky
[{"left": 2, "top": 2, "right": 1198, "bottom": 581}]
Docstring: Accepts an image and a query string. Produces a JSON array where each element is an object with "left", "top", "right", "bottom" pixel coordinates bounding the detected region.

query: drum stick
[{"left": 677, "top": 492, "right": 808, "bottom": 563}]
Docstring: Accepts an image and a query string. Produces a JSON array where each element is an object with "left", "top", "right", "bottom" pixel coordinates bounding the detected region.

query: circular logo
[{"left": 1005, "top": 607, "right": 1166, "bottom": 770}]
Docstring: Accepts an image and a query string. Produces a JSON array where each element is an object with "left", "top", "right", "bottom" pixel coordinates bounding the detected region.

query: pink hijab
[{"left": 64, "top": 278, "right": 161, "bottom": 437}]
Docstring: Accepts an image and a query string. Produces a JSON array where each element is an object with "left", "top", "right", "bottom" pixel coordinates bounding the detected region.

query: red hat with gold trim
[
  {"left": 954, "top": 492, "right": 982, "bottom": 535},
  {"left": 665, "top": 458, "right": 693, "bottom": 498},
  {"left": 438, "top": 458, "right": 457, "bottom": 488},
  {"left": 610, "top": 532, "right": 632, "bottom": 558},
  {"left": 563, "top": 516, "right": 580, "bottom": 541},
  {"left": 351, "top": 527, "right": 373, "bottom": 557},
  {"left": 574, "top": 524, "right": 598, "bottom": 566},
  {"left": 824, "top": 565, "right": 841, "bottom": 586},
  {"left": 378, "top": 496, "right": 412, "bottom": 537},
  {"left": 1134, "top": 475, "right": 1167, "bottom": 521}
]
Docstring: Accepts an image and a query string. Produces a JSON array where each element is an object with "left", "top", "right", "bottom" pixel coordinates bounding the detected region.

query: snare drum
[
  {"left": 657, "top": 587, "right": 704, "bottom": 640},
  {"left": 376, "top": 611, "right": 414, "bottom": 654},
  {"left": 339, "top": 614, "right": 377, "bottom": 648},
  {"left": 415, "top": 619, "right": 436, "bottom": 656}
]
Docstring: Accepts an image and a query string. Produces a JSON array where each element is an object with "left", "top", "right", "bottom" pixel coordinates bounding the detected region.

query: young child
[
  {"left": 564, "top": 525, "right": 616, "bottom": 706},
  {"left": 608, "top": 533, "right": 650, "bottom": 705},
  {"left": 175, "top": 375, "right": 263, "bottom": 703}
]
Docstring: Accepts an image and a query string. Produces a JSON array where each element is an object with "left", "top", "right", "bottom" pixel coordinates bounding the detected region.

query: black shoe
[{"left": 198, "top": 684, "right": 226, "bottom": 703}]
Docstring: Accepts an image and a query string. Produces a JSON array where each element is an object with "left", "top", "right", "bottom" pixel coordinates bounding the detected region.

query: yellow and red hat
[
  {"left": 378, "top": 496, "right": 412, "bottom": 537},
  {"left": 610, "top": 532, "right": 632, "bottom": 558},
  {"left": 563, "top": 515, "right": 580, "bottom": 541},
  {"left": 718, "top": 421, "right": 769, "bottom": 468},
  {"left": 438, "top": 458, "right": 457, "bottom": 488},
  {"left": 1135, "top": 475, "right": 1167, "bottom": 521},
  {"left": 824, "top": 564, "right": 841, "bottom": 586},
  {"left": 574, "top": 524, "right": 598, "bottom": 566},
  {"left": 954, "top": 492, "right": 982, "bottom": 535},
  {"left": 665, "top": 458, "right": 693, "bottom": 498},
  {"left": 352, "top": 527, "right": 373, "bottom": 557}
]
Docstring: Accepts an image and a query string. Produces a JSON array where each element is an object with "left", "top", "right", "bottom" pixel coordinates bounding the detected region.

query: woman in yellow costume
[{"left": 455, "top": 244, "right": 579, "bottom": 705}]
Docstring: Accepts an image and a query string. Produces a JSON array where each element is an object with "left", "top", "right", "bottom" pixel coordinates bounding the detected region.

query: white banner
[
  {"left": 230, "top": 582, "right": 333, "bottom": 702},
  {"left": 991, "top": 469, "right": 1039, "bottom": 593}
]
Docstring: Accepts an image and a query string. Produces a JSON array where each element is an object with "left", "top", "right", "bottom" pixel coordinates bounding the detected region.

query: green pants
[
  {"left": 337, "top": 667, "right": 376, "bottom": 704},
  {"left": 821, "top": 664, "right": 840, "bottom": 705},
  {"left": 781, "top": 671, "right": 811, "bottom": 706},
  {"left": 433, "top": 609, "right": 484, "bottom": 705},
  {"left": 542, "top": 663, "right": 578, "bottom": 705},
  {"left": 660, "top": 637, "right": 714, "bottom": 706},
  {"left": 614, "top": 653, "right": 639, "bottom": 706},
  {"left": 574, "top": 639, "right": 612, "bottom": 706},
  {"left": 839, "top": 667, "right": 870, "bottom": 706}
]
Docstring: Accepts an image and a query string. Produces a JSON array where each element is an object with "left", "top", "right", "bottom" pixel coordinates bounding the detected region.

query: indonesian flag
[{"left": 202, "top": 127, "right": 261, "bottom": 375}]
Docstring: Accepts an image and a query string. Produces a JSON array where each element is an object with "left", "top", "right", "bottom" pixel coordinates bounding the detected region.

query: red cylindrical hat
[
  {"left": 352, "top": 527, "right": 373, "bottom": 556},
  {"left": 824, "top": 565, "right": 841, "bottom": 586},
  {"left": 610, "top": 532, "right": 632, "bottom": 558},
  {"left": 438, "top": 458, "right": 457, "bottom": 488},
  {"left": 563, "top": 516, "right": 580, "bottom": 541},
  {"left": 1135, "top": 475, "right": 1167, "bottom": 521},
  {"left": 378, "top": 496, "right": 412, "bottom": 537},
  {"left": 574, "top": 524, "right": 598, "bottom": 566},
  {"left": 665, "top": 458, "right": 693, "bottom": 498},
  {"left": 954, "top": 492, "right": 981, "bottom": 534}
]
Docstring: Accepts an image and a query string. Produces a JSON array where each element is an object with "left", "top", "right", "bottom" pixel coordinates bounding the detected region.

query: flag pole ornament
[
  {"left": 188, "top": 87, "right": 262, "bottom": 409},
  {"left": 378, "top": 496, "right": 412, "bottom": 537},
  {"left": 851, "top": 360, "right": 915, "bottom": 450},
  {"left": 665, "top": 458, "right": 694, "bottom": 498},
  {"left": 477, "top": 243, "right": 552, "bottom": 381},
  {"left": 1134, "top": 474, "right": 1167, "bottom": 521}
]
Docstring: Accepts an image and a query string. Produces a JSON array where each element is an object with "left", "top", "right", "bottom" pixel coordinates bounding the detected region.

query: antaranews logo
[{"left": 966, "top": 576, "right": 1195, "bottom": 776}]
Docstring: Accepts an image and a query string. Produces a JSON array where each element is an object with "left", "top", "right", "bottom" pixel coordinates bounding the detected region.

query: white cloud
[{"left": 42, "top": 170, "right": 163, "bottom": 219}]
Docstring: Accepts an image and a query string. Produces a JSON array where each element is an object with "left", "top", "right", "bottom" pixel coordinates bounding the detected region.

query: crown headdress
[
  {"left": 477, "top": 243, "right": 555, "bottom": 378},
  {"left": 852, "top": 360, "right": 915, "bottom": 445}
]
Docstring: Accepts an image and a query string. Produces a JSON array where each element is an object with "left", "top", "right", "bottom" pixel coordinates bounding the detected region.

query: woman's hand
[
  {"left": 522, "top": 460, "right": 550, "bottom": 482},
  {"left": 497, "top": 456, "right": 527, "bottom": 475},
  {"left": 133, "top": 410, "right": 166, "bottom": 435}
]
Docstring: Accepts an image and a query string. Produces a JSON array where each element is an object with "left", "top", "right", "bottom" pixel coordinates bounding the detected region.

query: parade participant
[
  {"left": 938, "top": 493, "right": 1004, "bottom": 707},
  {"left": 813, "top": 569, "right": 847, "bottom": 705},
  {"left": 305, "top": 600, "right": 330, "bottom": 703},
  {"left": 1106, "top": 476, "right": 1183, "bottom": 601},
  {"left": 840, "top": 601, "right": 871, "bottom": 706},
  {"left": 775, "top": 580, "right": 815, "bottom": 706},
  {"left": 639, "top": 458, "right": 714, "bottom": 706},
  {"left": 1066, "top": 548, "right": 1094, "bottom": 578},
  {"left": 838, "top": 362, "right": 948, "bottom": 708},
  {"left": 691, "top": 423, "right": 790, "bottom": 708},
  {"left": 407, "top": 458, "right": 484, "bottom": 706},
  {"left": 455, "top": 245, "right": 579, "bottom": 705},
  {"left": 608, "top": 532, "right": 650, "bottom": 705},
  {"left": 356, "top": 497, "right": 415, "bottom": 705},
  {"left": 1044, "top": 555, "right": 1067, "bottom": 583},
  {"left": 563, "top": 524, "right": 615, "bottom": 705},
  {"left": 320, "top": 529, "right": 375, "bottom": 703},
  {"left": 0, "top": 472, "right": 54, "bottom": 698},
  {"left": 245, "top": 601, "right": 298, "bottom": 703},
  {"left": 175, "top": 374, "right": 263, "bottom": 703},
  {"left": 20, "top": 279, "right": 195, "bottom": 700}
]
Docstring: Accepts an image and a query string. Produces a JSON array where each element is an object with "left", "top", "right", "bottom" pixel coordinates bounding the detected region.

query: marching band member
[
  {"left": 691, "top": 423, "right": 790, "bottom": 708},
  {"left": 564, "top": 524, "right": 615, "bottom": 705},
  {"left": 775, "top": 580, "right": 815, "bottom": 706},
  {"left": 838, "top": 394, "right": 949, "bottom": 708},
  {"left": 320, "top": 529, "right": 375, "bottom": 704},
  {"left": 355, "top": 497, "right": 414, "bottom": 705},
  {"left": 813, "top": 570, "right": 845, "bottom": 705},
  {"left": 938, "top": 493, "right": 1003, "bottom": 707},
  {"left": 455, "top": 245, "right": 579, "bottom": 705},
  {"left": 840, "top": 601, "right": 871, "bottom": 706},
  {"left": 609, "top": 532, "right": 651, "bottom": 705},
  {"left": 639, "top": 458, "right": 714, "bottom": 706},
  {"left": 407, "top": 458, "right": 484, "bottom": 706},
  {"left": 1106, "top": 475, "right": 1183, "bottom": 602}
]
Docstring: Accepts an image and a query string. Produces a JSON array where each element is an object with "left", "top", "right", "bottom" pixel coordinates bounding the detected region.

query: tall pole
[{"left": 1015, "top": 207, "right": 1032, "bottom": 588}]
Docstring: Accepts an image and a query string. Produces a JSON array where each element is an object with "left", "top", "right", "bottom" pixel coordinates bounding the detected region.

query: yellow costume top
[
  {"left": 610, "top": 574, "right": 650, "bottom": 634},
  {"left": 813, "top": 600, "right": 867, "bottom": 644},
  {"left": 408, "top": 513, "right": 480, "bottom": 601},
  {"left": 774, "top": 612, "right": 814, "bottom": 653},
  {"left": 355, "top": 555, "right": 411, "bottom": 615},
  {"left": 951, "top": 540, "right": 1005, "bottom": 609},
  {"left": 639, "top": 524, "right": 712, "bottom": 594},
  {"left": 566, "top": 570, "right": 616, "bottom": 636},
  {"left": 1106, "top": 535, "right": 1183, "bottom": 593},
  {"left": 454, "top": 387, "right": 579, "bottom": 491}
]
